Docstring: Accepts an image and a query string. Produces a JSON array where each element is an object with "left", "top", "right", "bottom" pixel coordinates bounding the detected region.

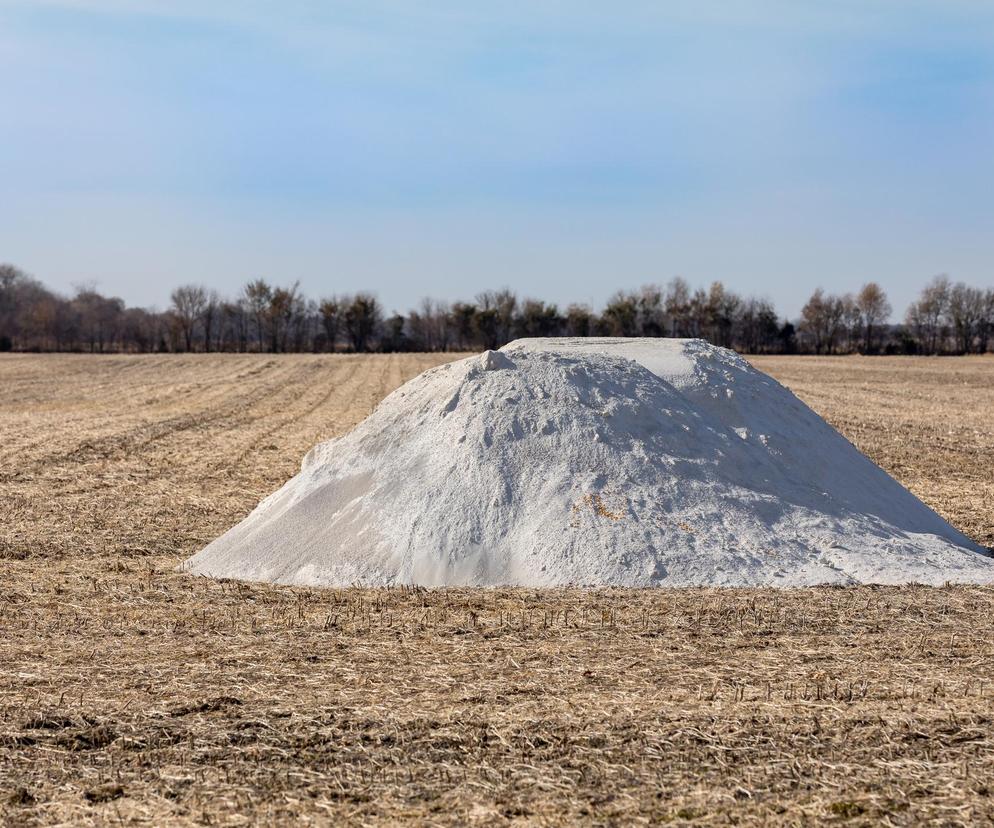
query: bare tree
[
  {"left": 979, "top": 289, "right": 994, "bottom": 354},
  {"left": 292, "top": 299, "right": 318, "bottom": 353},
  {"left": 905, "top": 276, "right": 950, "bottom": 354},
  {"left": 344, "top": 293, "right": 382, "bottom": 352},
  {"left": 946, "top": 282, "right": 983, "bottom": 354},
  {"left": 800, "top": 288, "right": 830, "bottom": 354},
  {"left": 406, "top": 298, "right": 452, "bottom": 352},
  {"left": 267, "top": 283, "right": 301, "bottom": 352},
  {"left": 0, "top": 265, "right": 68, "bottom": 350},
  {"left": 636, "top": 285, "right": 664, "bottom": 336},
  {"left": 380, "top": 314, "right": 408, "bottom": 352},
  {"left": 426, "top": 299, "right": 452, "bottom": 351},
  {"left": 120, "top": 307, "right": 159, "bottom": 353},
  {"left": 840, "top": 294, "right": 862, "bottom": 353},
  {"left": 170, "top": 284, "right": 207, "bottom": 352},
  {"left": 706, "top": 281, "right": 741, "bottom": 348},
  {"left": 202, "top": 290, "right": 220, "bottom": 352},
  {"left": 73, "top": 288, "right": 124, "bottom": 353},
  {"left": 799, "top": 289, "right": 846, "bottom": 354},
  {"left": 516, "top": 299, "right": 563, "bottom": 337},
  {"left": 0, "top": 264, "right": 30, "bottom": 349},
  {"left": 449, "top": 302, "right": 477, "bottom": 350},
  {"left": 477, "top": 289, "right": 517, "bottom": 347},
  {"left": 243, "top": 279, "right": 272, "bottom": 352},
  {"left": 855, "top": 282, "right": 892, "bottom": 353},
  {"left": 565, "top": 303, "right": 594, "bottom": 337},
  {"left": 825, "top": 295, "right": 845, "bottom": 354},
  {"left": 688, "top": 288, "right": 711, "bottom": 338},
  {"left": 664, "top": 277, "right": 692, "bottom": 336},
  {"left": 219, "top": 301, "right": 248, "bottom": 352},
  {"left": 319, "top": 297, "right": 343, "bottom": 352},
  {"left": 601, "top": 291, "right": 639, "bottom": 336},
  {"left": 474, "top": 307, "right": 500, "bottom": 349},
  {"left": 738, "top": 297, "right": 780, "bottom": 354}
]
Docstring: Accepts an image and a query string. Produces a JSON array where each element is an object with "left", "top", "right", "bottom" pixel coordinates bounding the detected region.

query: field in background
[{"left": 2, "top": 353, "right": 993, "bottom": 825}]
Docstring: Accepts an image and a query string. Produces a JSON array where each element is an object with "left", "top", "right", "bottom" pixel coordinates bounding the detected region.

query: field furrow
[{"left": 1, "top": 352, "right": 993, "bottom": 826}]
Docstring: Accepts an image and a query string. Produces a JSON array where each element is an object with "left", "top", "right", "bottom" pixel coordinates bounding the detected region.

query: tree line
[{"left": 1, "top": 263, "right": 992, "bottom": 355}]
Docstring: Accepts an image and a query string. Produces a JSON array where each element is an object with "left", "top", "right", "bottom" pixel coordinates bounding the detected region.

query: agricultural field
[{"left": 2, "top": 352, "right": 994, "bottom": 825}]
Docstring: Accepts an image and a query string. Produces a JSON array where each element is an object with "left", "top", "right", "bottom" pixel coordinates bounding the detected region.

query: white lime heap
[{"left": 184, "top": 338, "right": 993, "bottom": 587}]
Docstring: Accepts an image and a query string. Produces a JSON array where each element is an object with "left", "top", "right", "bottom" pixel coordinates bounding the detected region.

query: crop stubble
[{"left": 1, "top": 353, "right": 993, "bottom": 825}]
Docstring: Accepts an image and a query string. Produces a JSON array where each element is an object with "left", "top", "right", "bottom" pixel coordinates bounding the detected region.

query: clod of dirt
[
  {"left": 83, "top": 784, "right": 125, "bottom": 804},
  {"left": 184, "top": 338, "right": 994, "bottom": 587},
  {"left": 7, "top": 787, "right": 35, "bottom": 806},
  {"left": 168, "top": 696, "right": 243, "bottom": 717},
  {"left": 56, "top": 725, "right": 117, "bottom": 751}
]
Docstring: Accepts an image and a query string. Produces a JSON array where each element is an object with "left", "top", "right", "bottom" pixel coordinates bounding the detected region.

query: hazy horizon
[{"left": 2, "top": 1, "right": 993, "bottom": 318}]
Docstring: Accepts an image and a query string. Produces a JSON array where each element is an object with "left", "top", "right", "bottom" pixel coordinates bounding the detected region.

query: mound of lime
[{"left": 184, "top": 338, "right": 993, "bottom": 587}]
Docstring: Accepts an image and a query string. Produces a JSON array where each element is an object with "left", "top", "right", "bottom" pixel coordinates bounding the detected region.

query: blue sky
[{"left": 1, "top": 1, "right": 992, "bottom": 317}]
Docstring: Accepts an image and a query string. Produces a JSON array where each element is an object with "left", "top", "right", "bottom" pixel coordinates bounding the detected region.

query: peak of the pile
[
  {"left": 184, "top": 337, "right": 994, "bottom": 589},
  {"left": 502, "top": 336, "right": 717, "bottom": 380}
]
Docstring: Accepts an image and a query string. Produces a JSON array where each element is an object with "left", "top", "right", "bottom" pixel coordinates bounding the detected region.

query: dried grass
[{"left": 1, "top": 352, "right": 993, "bottom": 825}]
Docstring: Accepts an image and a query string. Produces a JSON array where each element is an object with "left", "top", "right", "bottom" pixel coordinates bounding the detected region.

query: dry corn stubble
[{"left": 1, "top": 352, "right": 993, "bottom": 826}]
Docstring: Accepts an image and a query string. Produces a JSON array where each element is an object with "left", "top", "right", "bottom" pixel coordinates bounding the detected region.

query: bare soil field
[{"left": 1, "top": 352, "right": 993, "bottom": 826}]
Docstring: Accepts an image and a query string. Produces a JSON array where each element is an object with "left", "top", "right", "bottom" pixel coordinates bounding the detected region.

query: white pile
[{"left": 184, "top": 338, "right": 993, "bottom": 587}]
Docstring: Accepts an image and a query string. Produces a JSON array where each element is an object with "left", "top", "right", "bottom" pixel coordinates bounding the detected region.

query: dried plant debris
[
  {"left": 1, "top": 352, "right": 993, "bottom": 825},
  {"left": 83, "top": 784, "right": 125, "bottom": 804}
]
